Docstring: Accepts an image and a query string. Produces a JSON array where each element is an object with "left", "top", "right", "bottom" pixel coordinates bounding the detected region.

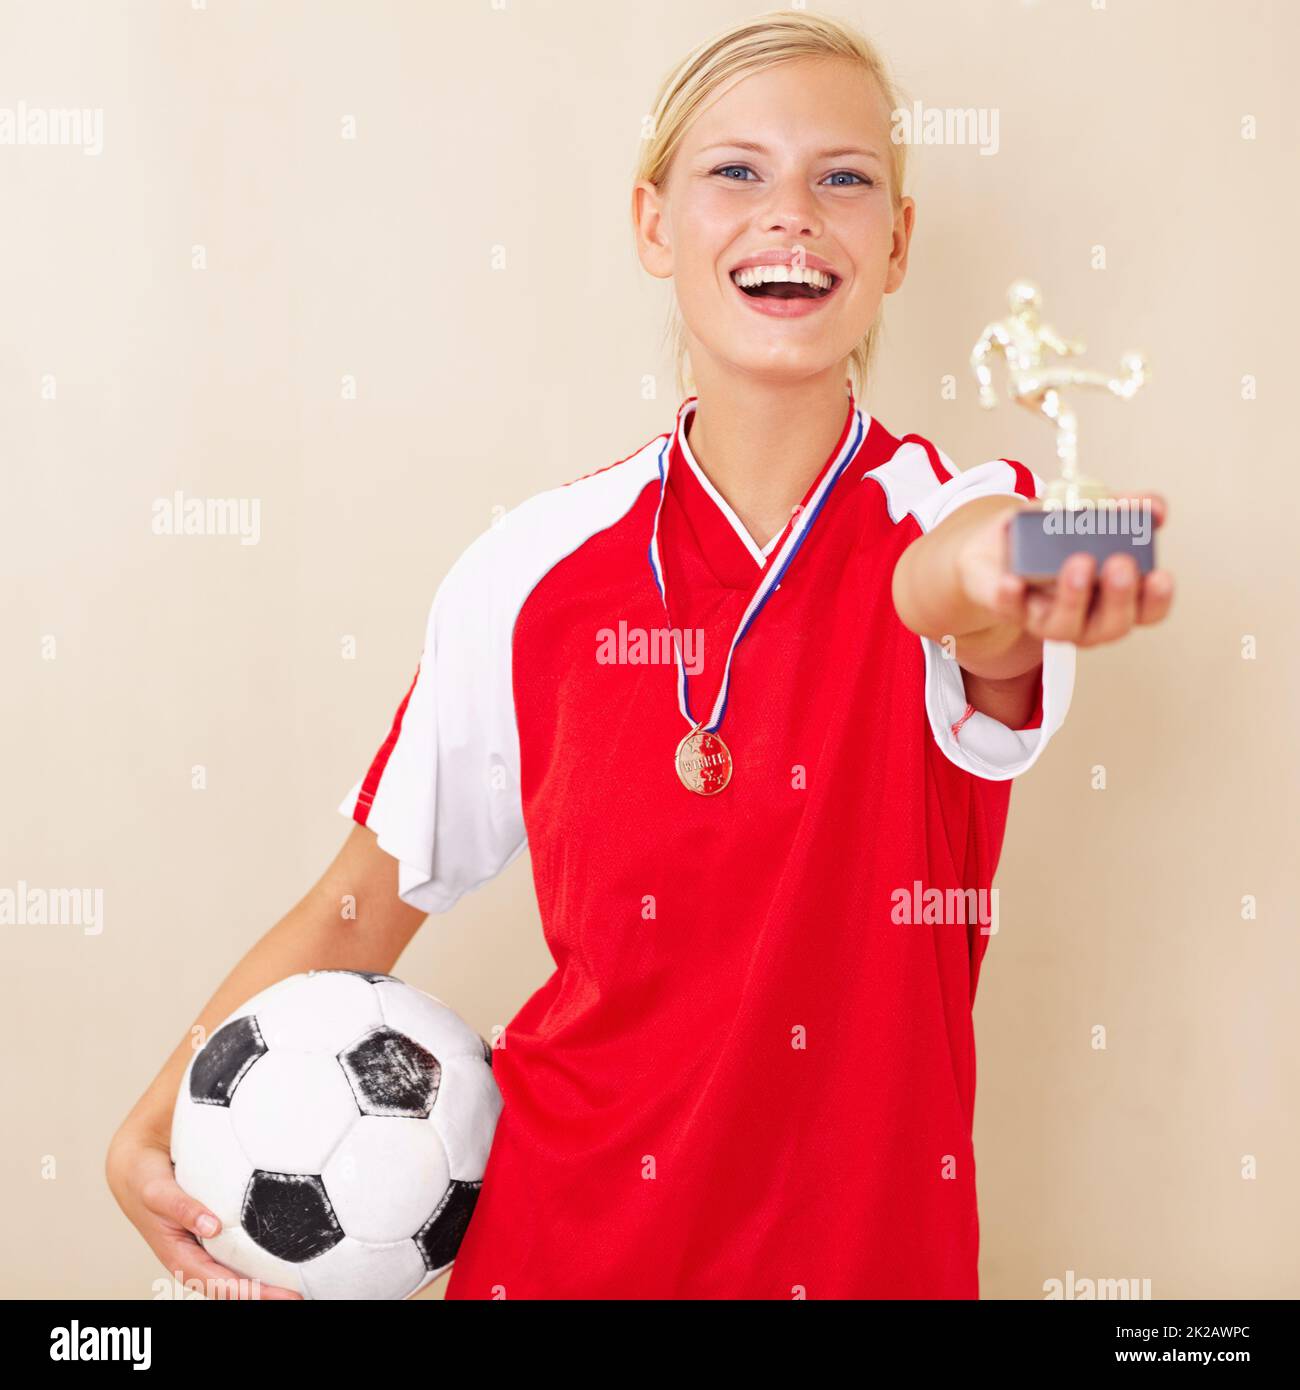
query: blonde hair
[{"left": 633, "top": 9, "right": 908, "bottom": 399}]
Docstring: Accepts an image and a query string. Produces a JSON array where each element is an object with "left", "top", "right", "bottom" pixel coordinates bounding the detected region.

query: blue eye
[{"left": 711, "top": 164, "right": 875, "bottom": 188}]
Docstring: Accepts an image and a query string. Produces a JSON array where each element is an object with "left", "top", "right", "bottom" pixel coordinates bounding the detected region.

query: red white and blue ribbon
[{"left": 647, "top": 396, "right": 867, "bottom": 734}]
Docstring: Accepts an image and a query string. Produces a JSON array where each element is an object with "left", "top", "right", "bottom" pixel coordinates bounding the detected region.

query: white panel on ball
[
  {"left": 255, "top": 971, "right": 383, "bottom": 1052},
  {"left": 322, "top": 1116, "right": 450, "bottom": 1244},
  {"left": 298, "top": 1236, "right": 430, "bottom": 1302},
  {"left": 169, "top": 1079, "right": 253, "bottom": 1226},
  {"left": 230, "top": 1051, "right": 359, "bottom": 1173},
  {"left": 373, "top": 979, "right": 486, "bottom": 1063},
  {"left": 429, "top": 1053, "right": 503, "bottom": 1181},
  {"left": 203, "top": 1224, "right": 307, "bottom": 1297}
]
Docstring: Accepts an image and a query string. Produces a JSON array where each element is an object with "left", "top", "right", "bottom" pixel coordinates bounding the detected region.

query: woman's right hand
[{"left": 105, "top": 1125, "right": 303, "bottom": 1300}]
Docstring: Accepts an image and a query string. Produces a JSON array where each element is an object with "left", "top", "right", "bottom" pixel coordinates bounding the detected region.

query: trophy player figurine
[{"left": 970, "top": 279, "right": 1154, "bottom": 580}]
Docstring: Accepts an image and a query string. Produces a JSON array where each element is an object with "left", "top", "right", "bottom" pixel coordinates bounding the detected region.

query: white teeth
[{"left": 732, "top": 264, "right": 835, "bottom": 290}]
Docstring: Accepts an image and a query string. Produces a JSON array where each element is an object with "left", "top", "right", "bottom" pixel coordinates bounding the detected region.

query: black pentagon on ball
[
  {"left": 189, "top": 1016, "right": 267, "bottom": 1107},
  {"left": 242, "top": 1171, "right": 344, "bottom": 1263},
  {"left": 338, "top": 1026, "right": 441, "bottom": 1118},
  {"left": 414, "top": 1180, "right": 482, "bottom": 1272},
  {"left": 480, "top": 1036, "right": 493, "bottom": 1069}
]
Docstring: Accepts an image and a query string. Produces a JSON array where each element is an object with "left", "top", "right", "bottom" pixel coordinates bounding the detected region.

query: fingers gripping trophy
[{"left": 970, "top": 279, "right": 1154, "bottom": 579}]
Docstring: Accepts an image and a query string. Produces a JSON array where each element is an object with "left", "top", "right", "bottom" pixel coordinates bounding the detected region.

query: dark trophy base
[{"left": 1010, "top": 505, "right": 1157, "bottom": 583}]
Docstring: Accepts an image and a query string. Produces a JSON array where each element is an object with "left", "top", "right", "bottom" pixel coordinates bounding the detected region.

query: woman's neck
[{"left": 684, "top": 370, "right": 852, "bottom": 553}]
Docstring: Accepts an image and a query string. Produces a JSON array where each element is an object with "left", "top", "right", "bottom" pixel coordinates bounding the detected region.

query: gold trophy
[{"left": 970, "top": 279, "right": 1155, "bottom": 580}]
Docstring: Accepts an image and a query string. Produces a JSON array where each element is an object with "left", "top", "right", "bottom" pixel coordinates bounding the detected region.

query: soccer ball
[{"left": 169, "top": 970, "right": 500, "bottom": 1299}]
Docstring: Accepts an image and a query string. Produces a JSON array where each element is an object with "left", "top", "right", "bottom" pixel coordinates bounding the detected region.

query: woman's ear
[
  {"left": 884, "top": 196, "right": 915, "bottom": 295},
  {"left": 632, "top": 179, "right": 675, "bottom": 280}
]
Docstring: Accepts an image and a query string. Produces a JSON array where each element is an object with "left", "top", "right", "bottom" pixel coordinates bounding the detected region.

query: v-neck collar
[
  {"left": 677, "top": 409, "right": 782, "bottom": 566},
  {"left": 665, "top": 390, "right": 866, "bottom": 590}
]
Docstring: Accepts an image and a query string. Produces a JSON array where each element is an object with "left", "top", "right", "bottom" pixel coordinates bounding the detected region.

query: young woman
[{"left": 108, "top": 11, "right": 1172, "bottom": 1299}]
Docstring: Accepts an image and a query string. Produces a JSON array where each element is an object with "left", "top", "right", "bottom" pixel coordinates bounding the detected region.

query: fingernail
[
  {"left": 1109, "top": 563, "right": 1134, "bottom": 588},
  {"left": 1067, "top": 561, "right": 1090, "bottom": 589},
  {"left": 197, "top": 1214, "right": 219, "bottom": 1237}
]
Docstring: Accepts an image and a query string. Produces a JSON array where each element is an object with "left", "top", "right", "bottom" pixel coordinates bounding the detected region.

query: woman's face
[{"left": 635, "top": 56, "right": 914, "bottom": 388}]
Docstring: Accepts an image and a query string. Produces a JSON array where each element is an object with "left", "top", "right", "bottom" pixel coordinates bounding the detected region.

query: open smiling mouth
[{"left": 730, "top": 266, "right": 840, "bottom": 300}]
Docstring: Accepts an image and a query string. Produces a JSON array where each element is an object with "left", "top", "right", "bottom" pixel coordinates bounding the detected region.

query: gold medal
[{"left": 675, "top": 725, "right": 733, "bottom": 796}]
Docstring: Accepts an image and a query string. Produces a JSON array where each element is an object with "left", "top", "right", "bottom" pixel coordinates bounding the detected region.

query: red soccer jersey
[{"left": 339, "top": 388, "right": 1074, "bottom": 1299}]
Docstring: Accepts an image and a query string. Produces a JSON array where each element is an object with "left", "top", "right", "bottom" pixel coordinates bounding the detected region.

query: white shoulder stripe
[
  {"left": 862, "top": 440, "right": 957, "bottom": 527},
  {"left": 494, "top": 436, "right": 665, "bottom": 589},
  {"left": 863, "top": 440, "right": 1044, "bottom": 535}
]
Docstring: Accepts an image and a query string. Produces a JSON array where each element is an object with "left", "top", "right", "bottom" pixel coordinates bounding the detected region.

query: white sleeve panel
[
  {"left": 338, "top": 441, "right": 663, "bottom": 913},
  {"left": 337, "top": 528, "right": 523, "bottom": 915},
  {"left": 921, "top": 633, "right": 1075, "bottom": 781},
  {"left": 910, "top": 456, "right": 1076, "bottom": 782}
]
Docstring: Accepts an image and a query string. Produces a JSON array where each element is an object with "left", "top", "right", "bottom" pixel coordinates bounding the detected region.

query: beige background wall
[{"left": 2, "top": 0, "right": 1296, "bottom": 1299}]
